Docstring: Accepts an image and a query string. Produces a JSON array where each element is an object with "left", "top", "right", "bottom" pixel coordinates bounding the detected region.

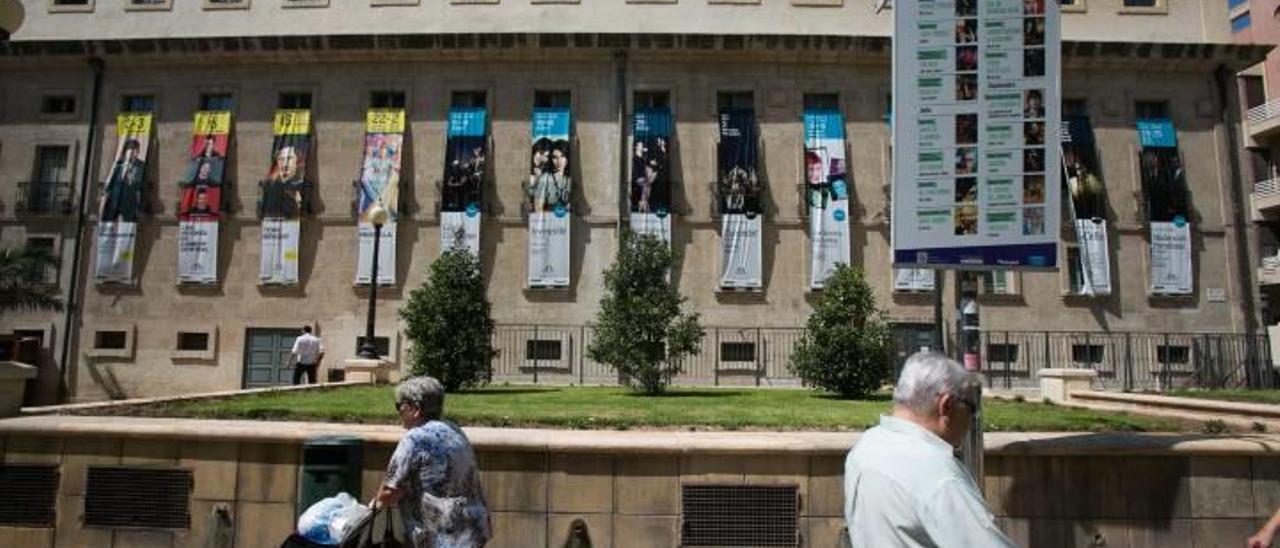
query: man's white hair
[
  {"left": 892, "top": 352, "right": 978, "bottom": 416},
  {"left": 395, "top": 376, "right": 445, "bottom": 419}
]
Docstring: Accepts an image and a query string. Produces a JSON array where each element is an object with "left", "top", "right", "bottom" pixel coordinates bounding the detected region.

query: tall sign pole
[{"left": 892, "top": 0, "right": 1062, "bottom": 483}]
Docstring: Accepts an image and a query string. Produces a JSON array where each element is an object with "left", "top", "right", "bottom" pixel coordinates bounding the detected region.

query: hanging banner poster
[
  {"left": 893, "top": 268, "right": 937, "bottom": 292},
  {"left": 178, "top": 111, "right": 230, "bottom": 285},
  {"left": 441, "top": 107, "right": 486, "bottom": 257},
  {"left": 95, "top": 112, "right": 153, "bottom": 284},
  {"left": 1061, "top": 116, "right": 1111, "bottom": 295},
  {"left": 1138, "top": 121, "right": 1192, "bottom": 295},
  {"left": 630, "top": 107, "right": 673, "bottom": 242},
  {"left": 356, "top": 109, "right": 404, "bottom": 287},
  {"left": 892, "top": 0, "right": 1061, "bottom": 271},
  {"left": 259, "top": 109, "right": 311, "bottom": 286},
  {"left": 717, "top": 108, "right": 764, "bottom": 289},
  {"left": 526, "top": 107, "right": 572, "bottom": 288},
  {"left": 1150, "top": 221, "right": 1192, "bottom": 295},
  {"left": 804, "top": 109, "right": 851, "bottom": 289}
]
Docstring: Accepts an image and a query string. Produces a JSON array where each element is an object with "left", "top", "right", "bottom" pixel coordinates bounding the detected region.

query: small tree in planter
[
  {"left": 789, "top": 264, "right": 893, "bottom": 399},
  {"left": 400, "top": 249, "right": 496, "bottom": 392},
  {"left": 588, "top": 233, "right": 703, "bottom": 395}
]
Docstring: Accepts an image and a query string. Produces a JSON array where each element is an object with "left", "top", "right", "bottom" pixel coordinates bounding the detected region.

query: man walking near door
[{"left": 290, "top": 325, "right": 325, "bottom": 385}]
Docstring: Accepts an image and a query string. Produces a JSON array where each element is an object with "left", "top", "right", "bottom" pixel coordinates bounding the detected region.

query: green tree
[
  {"left": 0, "top": 246, "right": 63, "bottom": 314},
  {"left": 399, "top": 250, "right": 495, "bottom": 392},
  {"left": 789, "top": 264, "right": 892, "bottom": 399},
  {"left": 588, "top": 233, "right": 703, "bottom": 395}
]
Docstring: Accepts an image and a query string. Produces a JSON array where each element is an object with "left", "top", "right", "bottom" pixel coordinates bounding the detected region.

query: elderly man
[
  {"left": 373, "top": 376, "right": 491, "bottom": 547},
  {"left": 844, "top": 352, "right": 1013, "bottom": 547}
]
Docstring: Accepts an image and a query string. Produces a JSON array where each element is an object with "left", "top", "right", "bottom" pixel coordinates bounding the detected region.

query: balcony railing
[
  {"left": 15, "top": 182, "right": 74, "bottom": 216},
  {"left": 1247, "top": 98, "right": 1280, "bottom": 126},
  {"left": 1256, "top": 178, "right": 1280, "bottom": 199}
]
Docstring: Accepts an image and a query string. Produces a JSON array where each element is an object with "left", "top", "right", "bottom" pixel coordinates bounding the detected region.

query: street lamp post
[{"left": 358, "top": 203, "right": 389, "bottom": 360}]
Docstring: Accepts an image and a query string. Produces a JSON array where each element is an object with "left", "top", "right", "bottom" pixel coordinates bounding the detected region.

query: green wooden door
[{"left": 243, "top": 328, "right": 299, "bottom": 388}]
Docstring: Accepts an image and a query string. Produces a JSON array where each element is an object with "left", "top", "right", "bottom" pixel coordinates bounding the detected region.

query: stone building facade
[{"left": 0, "top": 0, "right": 1268, "bottom": 402}]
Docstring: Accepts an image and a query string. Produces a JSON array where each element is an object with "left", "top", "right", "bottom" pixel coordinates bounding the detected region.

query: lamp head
[{"left": 367, "top": 202, "right": 389, "bottom": 226}]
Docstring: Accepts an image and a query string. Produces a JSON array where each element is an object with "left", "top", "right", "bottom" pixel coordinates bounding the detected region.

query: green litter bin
[{"left": 297, "top": 436, "right": 364, "bottom": 517}]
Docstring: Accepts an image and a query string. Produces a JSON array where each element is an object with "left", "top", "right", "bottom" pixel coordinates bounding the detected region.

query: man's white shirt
[
  {"left": 844, "top": 415, "right": 1015, "bottom": 548},
  {"left": 291, "top": 333, "right": 324, "bottom": 366}
]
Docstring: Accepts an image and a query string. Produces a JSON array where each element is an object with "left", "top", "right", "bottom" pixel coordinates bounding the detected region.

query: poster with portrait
[
  {"left": 717, "top": 108, "right": 763, "bottom": 289},
  {"left": 259, "top": 109, "right": 311, "bottom": 286},
  {"left": 178, "top": 111, "right": 230, "bottom": 285},
  {"left": 630, "top": 107, "right": 673, "bottom": 242},
  {"left": 94, "top": 112, "right": 153, "bottom": 284},
  {"left": 804, "top": 109, "right": 851, "bottom": 289},
  {"left": 355, "top": 109, "right": 404, "bottom": 287},
  {"left": 527, "top": 107, "right": 572, "bottom": 288},
  {"left": 892, "top": 0, "right": 1061, "bottom": 271},
  {"left": 1061, "top": 116, "right": 1111, "bottom": 296},
  {"left": 1138, "top": 119, "right": 1192, "bottom": 295},
  {"left": 893, "top": 268, "right": 937, "bottom": 292},
  {"left": 441, "top": 107, "right": 486, "bottom": 257}
]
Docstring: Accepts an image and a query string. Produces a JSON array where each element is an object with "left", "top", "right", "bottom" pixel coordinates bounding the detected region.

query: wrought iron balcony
[
  {"left": 1260, "top": 248, "right": 1280, "bottom": 286},
  {"left": 15, "top": 181, "right": 74, "bottom": 217}
]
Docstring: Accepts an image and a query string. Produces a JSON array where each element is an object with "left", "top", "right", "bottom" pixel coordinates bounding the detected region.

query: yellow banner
[
  {"left": 193, "top": 111, "right": 232, "bottom": 135},
  {"left": 273, "top": 110, "right": 311, "bottom": 136},
  {"left": 366, "top": 109, "right": 406, "bottom": 134},
  {"left": 116, "top": 113, "right": 153, "bottom": 137}
]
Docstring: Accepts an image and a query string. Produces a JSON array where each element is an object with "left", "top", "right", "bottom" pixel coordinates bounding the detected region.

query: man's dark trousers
[{"left": 293, "top": 363, "right": 317, "bottom": 385}]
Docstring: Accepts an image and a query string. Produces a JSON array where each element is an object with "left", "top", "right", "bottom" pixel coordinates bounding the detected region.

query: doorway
[{"left": 242, "top": 328, "right": 301, "bottom": 388}]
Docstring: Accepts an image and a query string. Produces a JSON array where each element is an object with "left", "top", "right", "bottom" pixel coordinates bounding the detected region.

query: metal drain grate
[
  {"left": 85, "top": 467, "right": 191, "bottom": 529},
  {"left": 682, "top": 484, "right": 799, "bottom": 547},
  {"left": 0, "top": 465, "right": 59, "bottom": 527}
]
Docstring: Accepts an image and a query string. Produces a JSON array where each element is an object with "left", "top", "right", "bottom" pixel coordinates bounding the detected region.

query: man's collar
[{"left": 878, "top": 414, "right": 954, "bottom": 453}]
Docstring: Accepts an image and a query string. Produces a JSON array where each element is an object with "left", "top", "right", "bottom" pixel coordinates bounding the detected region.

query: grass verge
[{"left": 96, "top": 385, "right": 1185, "bottom": 432}]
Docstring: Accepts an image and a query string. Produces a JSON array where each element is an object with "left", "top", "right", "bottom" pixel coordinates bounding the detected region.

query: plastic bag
[{"left": 296, "top": 493, "right": 371, "bottom": 545}]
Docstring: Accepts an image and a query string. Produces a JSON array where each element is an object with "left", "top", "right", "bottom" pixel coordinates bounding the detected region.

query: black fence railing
[
  {"left": 15, "top": 181, "right": 74, "bottom": 216},
  {"left": 488, "top": 325, "right": 1276, "bottom": 391},
  {"left": 979, "top": 331, "right": 1276, "bottom": 391}
]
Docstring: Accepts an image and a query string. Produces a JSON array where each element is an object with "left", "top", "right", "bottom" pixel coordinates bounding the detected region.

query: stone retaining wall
[{"left": 0, "top": 418, "right": 1275, "bottom": 547}]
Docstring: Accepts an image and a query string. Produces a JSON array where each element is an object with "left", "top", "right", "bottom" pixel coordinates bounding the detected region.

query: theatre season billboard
[
  {"left": 178, "top": 110, "right": 230, "bottom": 284},
  {"left": 717, "top": 107, "right": 763, "bottom": 289},
  {"left": 442, "top": 107, "right": 486, "bottom": 257},
  {"left": 95, "top": 112, "right": 152, "bottom": 284},
  {"left": 355, "top": 108, "right": 404, "bottom": 287},
  {"left": 892, "top": 0, "right": 1061, "bottom": 271},
  {"left": 804, "top": 109, "right": 851, "bottom": 289},
  {"left": 630, "top": 107, "right": 673, "bottom": 242},
  {"left": 526, "top": 107, "right": 572, "bottom": 288},
  {"left": 259, "top": 109, "right": 311, "bottom": 285}
]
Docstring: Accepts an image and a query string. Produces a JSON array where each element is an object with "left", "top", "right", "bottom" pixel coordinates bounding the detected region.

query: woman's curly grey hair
[{"left": 395, "top": 376, "right": 445, "bottom": 419}]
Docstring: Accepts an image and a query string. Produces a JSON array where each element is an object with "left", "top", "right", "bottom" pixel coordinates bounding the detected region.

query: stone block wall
[{"left": 1, "top": 428, "right": 1278, "bottom": 547}]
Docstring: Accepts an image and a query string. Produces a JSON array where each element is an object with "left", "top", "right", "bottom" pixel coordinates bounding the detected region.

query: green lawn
[
  {"left": 120, "top": 385, "right": 1183, "bottom": 432},
  {"left": 1168, "top": 389, "right": 1280, "bottom": 406}
]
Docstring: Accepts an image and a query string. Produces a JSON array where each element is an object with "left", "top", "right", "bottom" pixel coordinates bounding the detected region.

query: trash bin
[{"left": 297, "top": 436, "right": 364, "bottom": 518}]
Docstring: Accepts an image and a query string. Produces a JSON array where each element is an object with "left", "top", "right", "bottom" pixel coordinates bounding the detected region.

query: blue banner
[
  {"left": 1137, "top": 118, "right": 1177, "bottom": 148},
  {"left": 448, "top": 107, "right": 487, "bottom": 138}
]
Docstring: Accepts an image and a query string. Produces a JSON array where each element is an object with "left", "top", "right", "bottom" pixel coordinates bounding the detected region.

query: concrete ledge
[
  {"left": 1072, "top": 390, "right": 1280, "bottom": 419},
  {"left": 20, "top": 381, "right": 368, "bottom": 415},
  {"left": 1, "top": 415, "right": 1278, "bottom": 457},
  {"left": 1039, "top": 368, "right": 1098, "bottom": 404}
]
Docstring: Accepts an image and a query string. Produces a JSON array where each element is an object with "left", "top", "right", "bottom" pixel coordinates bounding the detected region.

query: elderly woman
[{"left": 373, "top": 376, "right": 491, "bottom": 547}]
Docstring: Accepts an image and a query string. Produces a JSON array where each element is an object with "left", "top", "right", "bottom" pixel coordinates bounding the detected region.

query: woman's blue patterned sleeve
[{"left": 383, "top": 434, "right": 415, "bottom": 489}]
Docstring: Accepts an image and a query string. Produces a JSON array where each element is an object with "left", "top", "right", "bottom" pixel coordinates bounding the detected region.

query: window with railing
[
  {"left": 19, "top": 146, "right": 74, "bottom": 216},
  {"left": 23, "top": 237, "right": 59, "bottom": 286}
]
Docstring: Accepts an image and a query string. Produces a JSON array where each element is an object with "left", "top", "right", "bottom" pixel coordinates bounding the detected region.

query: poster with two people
[
  {"left": 717, "top": 108, "right": 763, "bottom": 289},
  {"left": 526, "top": 108, "right": 572, "bottom": 288},
  {"left": 355, "top": 109, "right": 404, "bottom": 286},
  {"left": 178, "top": 111, "right": 230, "bottom": 284},
  {"left": 442, "top": 107, "right": 486, "bottom": 257},
  {"left": 1061, "top": 116, "right": 1111, "bottom": 296},
  {"left": 95, "top": 112, "right": 152, "bottom": 284},
  {"left": 804, "top": 109, "right": 851, "bottom": 289},
  {"left": 630, "top": 107, "right": 672, "bottom": 242},
  {"left": 259, "top": 110, "right": 311, "bottom": 285}
]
